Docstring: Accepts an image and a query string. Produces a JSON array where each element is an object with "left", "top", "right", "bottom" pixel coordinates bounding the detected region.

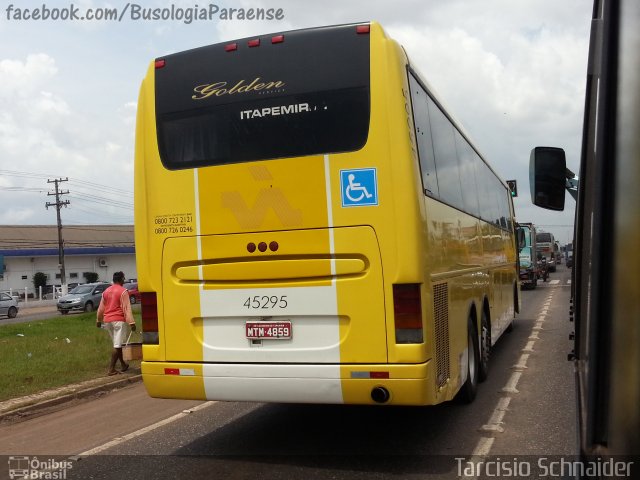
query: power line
[
  {"left": 68, "top": 193, "right": 133, "bottom": 209},
  {"left": 0, "top": 169, "right": 55, "bottom": 180},
  {"left": 0, "top": 169, "right": 133, "bottom": 196},
  {"left": 68, "top": 179, "right": 133, "bottom": 197},
  {"left": 0, "top": 186, "right": 48, "bottom": 193}
]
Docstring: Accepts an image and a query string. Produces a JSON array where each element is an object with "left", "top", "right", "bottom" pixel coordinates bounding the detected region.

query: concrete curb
[{"left": 0, "top": 371, "right": 143, "bottom": 424}]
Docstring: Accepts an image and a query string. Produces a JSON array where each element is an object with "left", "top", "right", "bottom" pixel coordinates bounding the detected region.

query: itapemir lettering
[{"left": 240, "top": 103, "right": 311, "bottom": 120}]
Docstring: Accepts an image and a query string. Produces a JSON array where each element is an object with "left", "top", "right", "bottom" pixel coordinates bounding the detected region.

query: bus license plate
[{"left": 246, "top": 321, "right": 292, "bottom": 340}]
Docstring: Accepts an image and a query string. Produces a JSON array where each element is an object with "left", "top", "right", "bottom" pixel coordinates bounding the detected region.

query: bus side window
[
  {"left": 427, "top": 97, "right": 465, "bottom": 211},
  {"left": 408, "top": 73, "right": 439, "bottom": 197},
  {"left": 454, "top": 130, "right": 480, "bottom": 217},
  {"left": 475, "top": 159, "right": 495, "bottom": 224}
]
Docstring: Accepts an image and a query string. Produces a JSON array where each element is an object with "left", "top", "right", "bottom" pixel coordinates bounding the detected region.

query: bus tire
[
  {"left": 459, "top": 318, "right": 479, "bottom": 404},
  {"left": 479, "top": 308, "right": 491, "bottom": 382}
]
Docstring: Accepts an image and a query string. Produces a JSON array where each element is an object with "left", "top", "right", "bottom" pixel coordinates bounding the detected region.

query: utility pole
[{"left": 46, "top": 178, "right": 70, "bottom": 296}]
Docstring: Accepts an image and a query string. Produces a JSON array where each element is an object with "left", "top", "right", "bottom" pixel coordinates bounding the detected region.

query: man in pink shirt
[{"left": 96, "top": 271, "right": 137, "bottom": 375}]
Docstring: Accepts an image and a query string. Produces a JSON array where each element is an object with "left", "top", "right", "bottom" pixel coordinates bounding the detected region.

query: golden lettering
[
  {"left": 234, "top": 78, "right": 259, "bottom": 93},
  {"left": 192, "top": 78, "right": 286, "bottom": 100},
  {"left": 264, "top": 81, "right": 284, "bottom": 89},
  {"left": 192, "top": 82, "right": 228, "bottom": 100}
]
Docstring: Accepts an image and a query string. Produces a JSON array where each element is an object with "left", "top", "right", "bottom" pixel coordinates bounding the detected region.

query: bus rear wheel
[{"left": 458, "top": 318, "right": 479, "bottom": 404}]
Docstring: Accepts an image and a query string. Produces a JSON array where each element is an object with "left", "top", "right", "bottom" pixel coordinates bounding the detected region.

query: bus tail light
[
  {"left": 155, "top": 59, "right": 166, "bottom": 69},
  {"left": 271, "top": 35, "right": 284, "bottom": 44},
  {"left": 356, "top": 25, "right": 370, "bottom": 34},
  {"left": 248, "top": 39, "right": 260, "bottom": 47},
  {"left": 393, "top": 284, "right": 424, "bottom": 344},
  {"left": 224, "top": 43, "right": 238, "bottom": 52},
  {"left": 141, "top": 292, "right": 159, "bottom": 344}
]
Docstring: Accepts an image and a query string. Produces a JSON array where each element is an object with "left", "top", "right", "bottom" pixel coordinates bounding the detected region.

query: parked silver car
[
  {"left": 0, "top": 291, "right": 19, "bottom": 318},
  {"left": 57, "top": 282, "right": 109, "bottom": 314},
  {"left": 0, "top": 290, "right": 20, "bottom": 303}
]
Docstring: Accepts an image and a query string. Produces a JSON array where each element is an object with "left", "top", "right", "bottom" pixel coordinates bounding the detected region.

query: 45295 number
[{"left": 243, "top": 295, "right": 288, "bottom": 309}]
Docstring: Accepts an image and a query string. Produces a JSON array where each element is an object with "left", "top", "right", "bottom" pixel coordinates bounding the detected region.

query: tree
[
  {"left": 84, "top": 271, "right": 99, "bottom": 283},
  {"left": 33, "top": 272, "right": 47, "bottom": 292}
]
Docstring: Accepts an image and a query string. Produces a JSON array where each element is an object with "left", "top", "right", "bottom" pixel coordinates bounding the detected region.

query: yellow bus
[{"left": 134, "top": 22, "right": 519, "bottom": 406}]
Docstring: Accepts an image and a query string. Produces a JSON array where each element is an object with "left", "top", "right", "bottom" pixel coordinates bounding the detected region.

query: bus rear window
[
  {"left": 158, "top": 88, "right": 368, "bottom": 168},
  {"left": 155, "top": 24, "right": 370, "bottom": 170},
  {"left": 536, "top": 232, "right": 553, "bottom": 243}
]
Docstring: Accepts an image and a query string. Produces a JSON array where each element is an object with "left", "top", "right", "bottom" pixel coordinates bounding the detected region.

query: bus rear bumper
[{"left": 141, "top": 361, "right": 437, "bottom": 406}]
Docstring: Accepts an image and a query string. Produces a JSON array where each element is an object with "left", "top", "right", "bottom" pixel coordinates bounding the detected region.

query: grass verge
[{"left": 0, "top": 312, "right": 141, "bottom": 402}]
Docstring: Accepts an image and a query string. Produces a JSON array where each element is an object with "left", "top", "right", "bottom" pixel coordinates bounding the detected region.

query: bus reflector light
[
  {"left": 269, "top": 241, "right": 279, "bottom": 252},
  {"left": 393, "top": 284, "right": 424, "bottom": 343},
  {"left": 271, "top": 35, "right": 284, "bottom": 44},
  {"left": 350, "top": 371, "right": 390, "bottom": 379},
  {"left": 163, "top": 368, "right": 195, "bottom": 376},
  {"left": 225, "top": 43, "right": 238, "bottom": 52},
  {"left": 247, "top": 242, "right": 257, "bottom": 253},
  {"left": 155, "top": 59, "right": 166, "bottom": 69},
  {"left": 258, "top": 242, "right": 268, "bottom": 252},
  {"left": 248, "top": 39, "right": 260, "bottom": 47},
  {"left": 356, "top": 25, "right": 370, "bottom": 34},
  {"left": 141, "top": 292, "right": 159, "bottom": 343}
]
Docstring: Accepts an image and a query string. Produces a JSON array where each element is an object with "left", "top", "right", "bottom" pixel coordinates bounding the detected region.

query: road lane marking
[
  {"left": 480, "top": 397, "right": 511, "bottom": 433},
  {"left": 73, "top": 401, "right": 216, "bottom": 457},
  {"left": 512, "top": 353, "right": 530, "bottom": 370},
  {"left": 549, "top": 280, "right": 560, "bottom": 285},
  {"left": 522, "top": 341, "right": 535, "bottom": 352},
  {"left": 501, "top": 371, "right": 522, "bottom": 394},
  {"left": 471, "top": 436, "right": 495, "bottom": 457}
]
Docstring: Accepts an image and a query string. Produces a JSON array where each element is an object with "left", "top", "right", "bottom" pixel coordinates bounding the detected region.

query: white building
[{"left": 0, "top": 225, "right": 136, "bottom": 296}]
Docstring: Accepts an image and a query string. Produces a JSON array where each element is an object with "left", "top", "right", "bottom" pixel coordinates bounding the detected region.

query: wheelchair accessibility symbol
[{"left": 340, "top": 168, "right": 378, "bottom": 207}]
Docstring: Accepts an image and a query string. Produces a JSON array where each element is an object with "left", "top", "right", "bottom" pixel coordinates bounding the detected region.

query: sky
[{"left": 0, "top": 0, "right": 592, "bottom": 244}]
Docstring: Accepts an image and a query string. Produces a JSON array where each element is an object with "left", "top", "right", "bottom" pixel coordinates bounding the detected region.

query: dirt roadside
[{"left": 0, "top": 369, "right": 142, "bottom": 424}]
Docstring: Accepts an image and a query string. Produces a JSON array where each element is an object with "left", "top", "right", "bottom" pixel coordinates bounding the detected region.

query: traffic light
[{"left": 507, "top": 180, "right": 518, "bottom": 197}]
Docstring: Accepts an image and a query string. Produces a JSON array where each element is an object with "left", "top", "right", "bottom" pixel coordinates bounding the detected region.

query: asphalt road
[
  {"left": 0, "top": 266, "right": 575, "bottom": 479},
  {"left": 0, "top": 307, "right": 61, "bottom": 325}
]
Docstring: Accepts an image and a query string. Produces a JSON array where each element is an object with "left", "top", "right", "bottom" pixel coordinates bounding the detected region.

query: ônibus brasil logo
[{"left": 8, "top": 456, "right": 73, "bottom": 479}]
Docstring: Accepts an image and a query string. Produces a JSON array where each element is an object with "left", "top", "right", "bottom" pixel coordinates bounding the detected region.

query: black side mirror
[{"left": 529, "top": 147, "right": 566, "bottom": 211}]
